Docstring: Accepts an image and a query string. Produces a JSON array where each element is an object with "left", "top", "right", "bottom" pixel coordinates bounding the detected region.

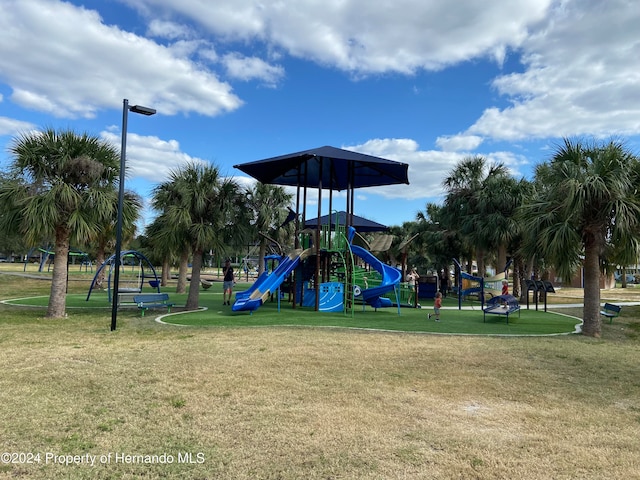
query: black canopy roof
[
  {"left": 304, "top": 211, "right": 388, "bottom": 232},
  {"left": 233, "top": 145, "right": 409, "bottom": 191}
]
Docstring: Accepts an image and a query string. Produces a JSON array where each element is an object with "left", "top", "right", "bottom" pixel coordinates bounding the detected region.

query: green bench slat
[{"left": 600, "top": 303, "right": 621, "bottom": 324}]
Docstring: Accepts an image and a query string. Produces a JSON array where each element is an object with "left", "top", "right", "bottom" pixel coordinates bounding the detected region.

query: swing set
[
  {"left": 86, "top": 250, "right": 160, "bottom": 303},
  {"left": 23, "top": 246, "right": 91, "bottom": 273}
]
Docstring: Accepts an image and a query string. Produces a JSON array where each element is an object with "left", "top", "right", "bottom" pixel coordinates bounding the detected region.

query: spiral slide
[
  {"left": 350, "top": 245, "right": 402, "bottom": 309},
  {"left": 232, "top": 248, "right": 313, "bottom": 312}
]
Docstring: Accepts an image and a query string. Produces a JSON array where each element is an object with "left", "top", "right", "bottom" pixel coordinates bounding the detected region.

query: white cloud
[
  {"left": 125, "top": 0, "right": 552, "bottom": 74},
  {"left": 232, "top": 175, "right": 258, "bottom": 192},
  {"left": 435, "top": 135, "right": 484, "bottom": 152},
  {"left": 0, "top": 116, "right": 37, "bottom": 137},
  {"left": 4, "top": 0, "right": 637, "bottom": 149},
  {"left": 100, "top": 130, "right": 207, "bottom": 183},
  {"left": 147, "top": 19, "right": 192, "bottom": 40},
  {"left": 3, "top": 0, "right": 640, "bottom": 229},
  {"left": 0, "top": 0, "right": 242, "bottom": 118},
  {"left": 165, "top": 39, "right": 207, "bottom": 58},
  {"left": 110, "top": 0, "right": 640, "bottom": 146},
  {"left": 222, "top": 53, "right": 284, "bottom": 86},
  {"left": 346, "top": 138, "right": 463, "bottom": 200},
  {"left": 465, "top": 0, "right": 640, "bottom": 141},
  {"left": 346, "top": 138, "right": 529, "bottom": 202}
]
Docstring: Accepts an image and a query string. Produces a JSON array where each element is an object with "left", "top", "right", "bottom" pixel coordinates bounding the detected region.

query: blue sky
[{"left": 1, "top": 0, "right": 639, "bottom": 231}]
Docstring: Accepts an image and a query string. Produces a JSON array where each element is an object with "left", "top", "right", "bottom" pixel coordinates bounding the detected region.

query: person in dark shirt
[{"left": 222, "top": 259, "right": 234, "bottom": 305}]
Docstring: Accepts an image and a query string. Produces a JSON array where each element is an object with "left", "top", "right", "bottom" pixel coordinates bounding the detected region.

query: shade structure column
[{"left": 315, "top": 157, "right": 322, "bottom": 311}]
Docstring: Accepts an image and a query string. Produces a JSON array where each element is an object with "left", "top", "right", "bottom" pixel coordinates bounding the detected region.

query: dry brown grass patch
[
  {"left": 2, "top": 324, "right": 639, "bottom": 479},
  {"left": 1, "top": 269, "right": 640, "bottom": 479}
]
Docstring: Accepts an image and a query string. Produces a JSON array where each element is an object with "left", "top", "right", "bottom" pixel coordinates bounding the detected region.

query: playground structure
[
  {"left": 232, "top": 221, "right": 402, "bottom": 315},
  {"left": 483, "top": 294, "right": 521, "bottom": 324},
  {"left": 523, "top": 279, "right": 556, "bottom": 311},
  {"left": 452, "top": 259, "right": 560, "bottom": 319},
  {"left": 232, "top": 145, "right": 410, "bottom": 317},
  {"left": 23, "top": 246, "right": 91, "bottom": 273},
  {"left": 452, "top": 258, "right": 510, "bottom": 310},
  {"left": 240, "top": 232, "right": 285, "bottom": 279},
  {"left": 453, "top": 259, "right": 485, "bottom": 309},
  {"left": 86, "top": 250, "right": 160, "bottom": 303}
]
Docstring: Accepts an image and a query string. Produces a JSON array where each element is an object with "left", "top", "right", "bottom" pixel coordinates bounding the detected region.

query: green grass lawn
[{"left": 3, "top": 280, "right": 581, "bottom": 335}]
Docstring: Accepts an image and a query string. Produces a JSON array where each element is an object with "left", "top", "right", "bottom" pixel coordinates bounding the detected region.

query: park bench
[
  {"left": 133, "top": 293, "right": 175, "bottom": 317},
  {"left": 600, "top": 303, "right": 622, "bottom": 324}
]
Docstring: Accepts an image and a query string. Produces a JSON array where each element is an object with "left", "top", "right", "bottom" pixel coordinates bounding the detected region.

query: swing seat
[{"left": 116, "top": 289, "right": 142, "bottom": 305}]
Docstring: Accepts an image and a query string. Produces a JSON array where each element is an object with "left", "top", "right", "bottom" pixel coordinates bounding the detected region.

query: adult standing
[
  {"left": 406, "top": 267, "right": 419, "bottom": 306},
  {"left": 222, "top": 259, "right": 234, "bottom": 305},
  {"left": 439, "top": 269, "right": 450, "bottom": 298}
]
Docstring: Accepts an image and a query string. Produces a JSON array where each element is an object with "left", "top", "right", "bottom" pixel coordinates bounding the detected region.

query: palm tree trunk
[
  {"left": 497, "top": 244, "right": 508, "bottom": 274},
  {"left": 95, "top": 239, "right": 107, "bottom": 289},
  {"left": 476, "top": 248, "right": 485, "bottom": 276},
  {"left": 513, "top": 257, "right": 523, "bottom": 299},
  {"left": 582, "top": 237, "right": 602, "bottom": 337},
  {"left": 47, "top": 225, "right": 69, "bottom": 318},
  {"left": 186, "top": 248, "right": 203, "bottom": 310},
  {"left": 258, "top": 239, "right": 267, "bottom": 275},
  {"left": 176, "top": 249, "right": 189, "bottom": 294},
  {"left": 161, "top": 256, "right": 170, "bottom": 286}
]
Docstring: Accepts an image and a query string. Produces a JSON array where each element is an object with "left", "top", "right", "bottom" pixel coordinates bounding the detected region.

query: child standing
[{"left": 429, "top": 291, "right": 442, "bottom": 321}]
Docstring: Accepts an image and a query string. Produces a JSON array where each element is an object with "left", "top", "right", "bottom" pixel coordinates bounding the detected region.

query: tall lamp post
[{"left": 111, "top": 99, "right": 156, "bottom": 331}]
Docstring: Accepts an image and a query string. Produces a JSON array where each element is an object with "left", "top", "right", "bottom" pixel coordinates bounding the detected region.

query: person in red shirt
[
  {"left": 429, "top": 292, "right": 442, "bottom": 322},
  {"left": 501, "top": 279, "right": 509, "bottom": 296}
]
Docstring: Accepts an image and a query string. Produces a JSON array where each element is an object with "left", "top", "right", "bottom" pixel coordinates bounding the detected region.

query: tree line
[
  {"left": 0, "top": 128, "right": 294, "bottom": 318},
  {"left": 2, "top": 128, "right": 639, "bottom": 337},
  {"left": 385, "top": 139, "right": 640, "bottom": 337}
]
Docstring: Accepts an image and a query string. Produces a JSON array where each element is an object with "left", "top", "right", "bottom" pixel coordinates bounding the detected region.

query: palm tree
[
  {"left": 151, "top": 178, "right": 196, "bottom": 294},
  {"left": 0, "top": 128, "right": 122, "bottom": 318},
  {"left": 475, "top": 176, "right": 530, "bottom": 274},
  {"left": 143, "top": 215, "right": 179, "bottom": 287},
  {"left": 244, "top": 183, "right": 294, "bottom": 274},
  {"left": 607, "top": 237, "right": 640, "bottom": 289},
  {"left": 151, "top": 162, "right": 246, "bottom": 310},
  {"left": 442, "top": 156, "right": 511, "bottom": 276},
  {"left": 518, "top": 138, "right": 640, "bottom": 337},
  {"left": 0, "top": 172, "right": 29, "bottom": 259},
  {"left": 416, "top": 202, "right": 465, "bottom": 274},
  {"left": 91, "top": 190, "right": 142, "bottom": 289}
]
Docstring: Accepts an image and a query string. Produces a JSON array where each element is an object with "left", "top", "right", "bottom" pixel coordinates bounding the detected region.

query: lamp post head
[{"left": 129, "top": 104, "right": 156, "bottom": 116}]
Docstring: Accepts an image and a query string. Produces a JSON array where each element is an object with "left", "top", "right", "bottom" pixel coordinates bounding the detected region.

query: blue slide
[
  {"left": 350, "top": 245, "right": 402, "bottom": 309},
  {"left": 235, "top": 271, "right": 270, "bottom": 300},
  {"left": 232, "top": 248, "right": 314, "bottom": 312}
]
